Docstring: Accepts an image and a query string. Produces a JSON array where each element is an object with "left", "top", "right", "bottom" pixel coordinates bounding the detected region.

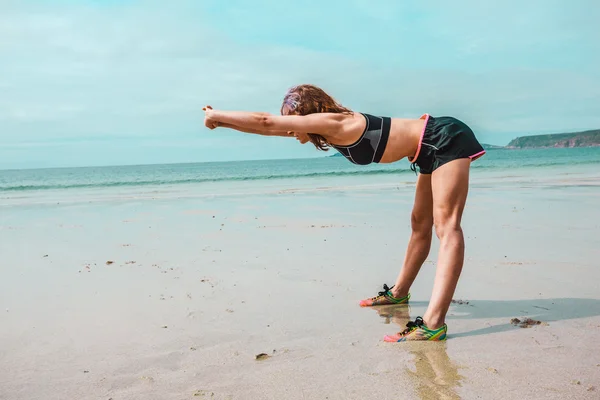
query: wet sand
[{"left": 1, "top": 173, "right": 600, "bottom": 399}]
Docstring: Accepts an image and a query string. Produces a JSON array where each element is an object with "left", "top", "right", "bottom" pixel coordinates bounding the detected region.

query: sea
[{"left": 1, "top": 147, "right": 599, "bottom": 207}]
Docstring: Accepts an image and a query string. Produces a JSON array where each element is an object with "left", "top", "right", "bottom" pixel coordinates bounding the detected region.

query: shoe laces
[
  {"left": 399, "top": 316, "right": 424, "bottom": 336},
  {"left": 370, "top": 283, "right": 394, "bottom": 300}
]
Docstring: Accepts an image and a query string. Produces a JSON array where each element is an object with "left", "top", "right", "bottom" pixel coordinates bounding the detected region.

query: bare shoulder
[{"left": 325, "top": 112, "right": 367, "bottom": 144}]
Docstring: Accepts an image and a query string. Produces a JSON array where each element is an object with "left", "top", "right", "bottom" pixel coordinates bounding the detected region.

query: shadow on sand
[
  {"left": 406, "top": 297, "right": 600, "bottom": 338},
  {"left": 370, "top": 298, "right": 600, "bottom": 399}
]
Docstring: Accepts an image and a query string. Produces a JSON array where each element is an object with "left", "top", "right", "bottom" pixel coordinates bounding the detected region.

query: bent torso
[
  {"left": 326, "top": 112, "right": 425, "bottom": 164},
  {"left": 380, "top": 117, "right": 425, "bottom": 163}
]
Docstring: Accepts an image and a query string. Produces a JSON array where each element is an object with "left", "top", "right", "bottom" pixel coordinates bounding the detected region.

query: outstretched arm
[
  {"left": 203, "top": 106, "right": 352, "bottom": 138},
  {"left": 217, "top": 122, "right": 292, "bottom": 137}
]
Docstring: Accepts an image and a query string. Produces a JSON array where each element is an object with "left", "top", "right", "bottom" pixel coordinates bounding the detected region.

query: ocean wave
[
  {"left": 0, "top": 168, "right": 412, "bottom": 192},
  {"left": 1, "top": 157, "right": 598, "bottom": 192}
]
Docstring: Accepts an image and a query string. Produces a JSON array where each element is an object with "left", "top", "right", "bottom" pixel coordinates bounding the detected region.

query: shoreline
[{"left": 1, "top": 162, "right": 599, "bottom": 209}]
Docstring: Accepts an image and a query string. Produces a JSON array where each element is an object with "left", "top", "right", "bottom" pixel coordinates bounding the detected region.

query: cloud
[{"left": 0, "top": 0, "right": 599, "bottom": 168}]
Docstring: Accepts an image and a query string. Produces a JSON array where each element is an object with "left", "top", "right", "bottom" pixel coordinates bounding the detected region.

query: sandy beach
[{"left": 1, "top": 168, "right": 600, "bottom": 400}]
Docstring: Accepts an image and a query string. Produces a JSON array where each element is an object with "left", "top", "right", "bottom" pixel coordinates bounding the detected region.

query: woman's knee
[
  {"left": 411, "top": 211, "right": 433, "bottom": 236},
  {"left": 433, "top": 216, "right": 462, "bottom": 240}
]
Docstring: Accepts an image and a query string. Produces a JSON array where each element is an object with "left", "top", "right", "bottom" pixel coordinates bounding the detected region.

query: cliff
[{"left": 507, "top": 129, "right": 600, "bottom": 149}]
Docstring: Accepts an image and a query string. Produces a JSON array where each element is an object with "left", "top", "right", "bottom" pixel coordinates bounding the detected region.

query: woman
[{"left": 202, "top": 84, "right": 486, "bottom": 342}]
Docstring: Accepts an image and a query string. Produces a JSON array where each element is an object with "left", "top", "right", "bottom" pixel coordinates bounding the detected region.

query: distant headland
[{"left": 505, "top": 129, "right": 600, "bottom": 149}]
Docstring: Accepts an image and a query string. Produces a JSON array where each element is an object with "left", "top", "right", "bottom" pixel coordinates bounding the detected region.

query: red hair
[{"left": 280, "top": 84, "right": 353, "bottom": 150}]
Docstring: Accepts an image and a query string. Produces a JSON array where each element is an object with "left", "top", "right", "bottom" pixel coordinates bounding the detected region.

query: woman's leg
[
  {"left": 422, "top": 158, "right": 471, "bottom": 329},
  {"left": 390, "top": 173, "right": 434, "bottom": 298},
  {"left": 359, "top": 173, "right": 433, "bottom": 306}
]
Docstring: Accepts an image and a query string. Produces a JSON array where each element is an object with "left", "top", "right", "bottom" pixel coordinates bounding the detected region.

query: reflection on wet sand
[
  {"left": 406, "top": 342, "right": 464, "bottom": 400},
  {"left": 375, "top": 305, "right": 465, "bottom": 400}
]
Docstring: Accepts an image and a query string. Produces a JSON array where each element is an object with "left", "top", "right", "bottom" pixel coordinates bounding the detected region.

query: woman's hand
[{"left": 202, "top": 105, "right": 219, "bottom": 129}]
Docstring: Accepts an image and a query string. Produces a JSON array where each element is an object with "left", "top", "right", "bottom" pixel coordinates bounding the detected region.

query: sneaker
[
  {"left": 383, "top": 316, "right": 447, "bottom": 342},
  {"left": 359, "top": 284, "right": 410, "bottom": 307}
]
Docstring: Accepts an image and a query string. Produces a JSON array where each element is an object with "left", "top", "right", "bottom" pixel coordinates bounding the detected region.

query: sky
[{"left": 1, "top": 0, "right": 599, "bottom": 169}]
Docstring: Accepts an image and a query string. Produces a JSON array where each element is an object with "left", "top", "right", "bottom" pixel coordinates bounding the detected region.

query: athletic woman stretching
[{"left": 202, "top": 84, "right": 485, "bottom": 342}]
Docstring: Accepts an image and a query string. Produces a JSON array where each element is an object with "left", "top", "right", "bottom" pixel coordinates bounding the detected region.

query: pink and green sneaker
[
  {"left": 359, "top": 284, "right": 410, "bottom": 307},
  {"left": 383, "top": 316, "right": 447, "bottom": 342}
]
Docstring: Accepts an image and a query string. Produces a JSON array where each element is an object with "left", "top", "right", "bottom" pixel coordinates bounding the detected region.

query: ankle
[
  {"left": 422, "top": 314, "right": 445, "bottom": 330},
  {"left": 391, "top": 287, "right": 409, "bottom": 299}
]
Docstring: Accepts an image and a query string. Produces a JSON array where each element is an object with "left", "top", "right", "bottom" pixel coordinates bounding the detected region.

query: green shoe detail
[
  {"left": 384, "top": 316, "right": 447, "bottom": 342},
  {"left": 360, "top": 284, "right": 410, "bottom": 307}
]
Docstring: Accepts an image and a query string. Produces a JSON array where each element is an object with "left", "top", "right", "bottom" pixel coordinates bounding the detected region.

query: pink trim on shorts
[
  {"left": 469, "top": 150, "right": 486, "bottom": 161},
  {"left": 409, "top": 114, "right": 429, "bottom": 162}
]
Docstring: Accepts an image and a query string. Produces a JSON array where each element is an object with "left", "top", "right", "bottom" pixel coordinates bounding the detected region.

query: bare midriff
[{"left": 378, "top": 117, "right": 427, "bottom": 163}]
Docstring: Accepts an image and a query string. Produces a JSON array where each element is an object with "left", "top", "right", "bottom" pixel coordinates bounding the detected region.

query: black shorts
[{"left": 409, "top": 114, "right": 486, "bottom": 174}]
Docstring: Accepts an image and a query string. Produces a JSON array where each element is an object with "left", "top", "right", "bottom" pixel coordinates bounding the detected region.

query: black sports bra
[{"left": 330, "top": 113, "right": 391, "bottom": 165}]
